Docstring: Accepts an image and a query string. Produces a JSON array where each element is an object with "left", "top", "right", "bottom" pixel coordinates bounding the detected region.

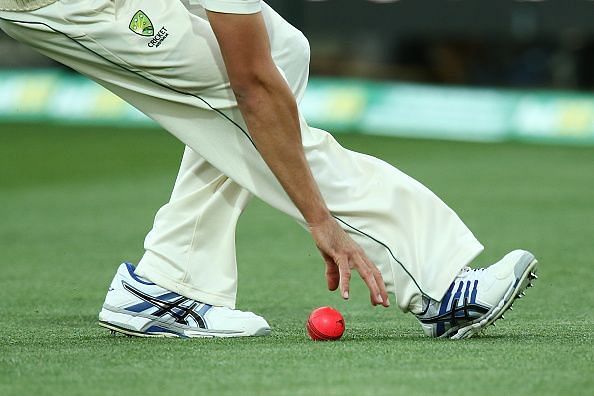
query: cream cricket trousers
[{"left": 0, "top": 0, "right": 484, "bottom": 313}]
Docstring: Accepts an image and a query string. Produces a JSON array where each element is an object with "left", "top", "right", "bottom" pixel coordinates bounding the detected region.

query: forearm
[
  {"left": 205, "top": 10, "right": 388, "bottom": 306},
  {"left": 206, "top": 10, "right": 331, "bottom": 226},
  {"left": 235, "top": 74, "right": 331, "bottom": 226}
]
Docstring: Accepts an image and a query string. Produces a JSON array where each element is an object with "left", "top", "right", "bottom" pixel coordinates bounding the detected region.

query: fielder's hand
[{"left": 309, "top": 217, "right": 390, "bottom": 307}]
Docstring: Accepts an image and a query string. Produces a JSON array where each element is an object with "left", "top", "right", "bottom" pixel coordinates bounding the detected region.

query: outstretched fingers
[
  {"left": 323, "top": 252, "right": 340, "bottom": 291},
  {"left": 363, "top": 254, "right": 390, "bottom": 307},
  {"left": 352, "top": 252, "right": 383, "bottom": 306},
  {"left": 310, "top": 217, "right": 390, "bottom": 308},
  {"left": 330, "top": 250, "right": 390, "bottom": 307},
  {"left": 337, "top": 255, "right": 351, "bottom": 299}
]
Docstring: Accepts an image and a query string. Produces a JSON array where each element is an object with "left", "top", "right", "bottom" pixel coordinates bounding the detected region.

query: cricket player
[{"left": 0, "top": 0, "right": 538, "bottom": 339}]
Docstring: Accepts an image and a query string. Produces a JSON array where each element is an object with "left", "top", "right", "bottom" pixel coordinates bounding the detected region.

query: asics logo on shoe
[{"left": 122, "top": 281, "right": 210, "bottom": 329}]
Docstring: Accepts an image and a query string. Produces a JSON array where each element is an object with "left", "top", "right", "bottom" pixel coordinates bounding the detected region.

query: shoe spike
[
  {"left": 517, "top": 293, "right": 523, "bottom": 298},
  {"left": 501, "top": 315, "right": 505, "bottom": 320},
  {"left": 527, "top": 282, "right": 533, "bottom": 288},
  {"left": 529, "top": 272, "right": 538, "bottom": 280},
  {"left": 509, "top": 306, "right": 514, "bottom": 311}
]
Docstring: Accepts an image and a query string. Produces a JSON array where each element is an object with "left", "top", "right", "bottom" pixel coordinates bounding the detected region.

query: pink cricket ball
[{"left": 306, "top": 306, "right": 345, "bottom": 341}]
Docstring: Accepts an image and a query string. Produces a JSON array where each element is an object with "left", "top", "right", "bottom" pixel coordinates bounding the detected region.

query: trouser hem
[{"left": 135, "top": 253, "right": 237, "bottom": 309}]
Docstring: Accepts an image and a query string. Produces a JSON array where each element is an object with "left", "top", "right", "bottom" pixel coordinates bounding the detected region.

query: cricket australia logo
[
  {"left": 129, "top": 10, "right": 170, "bottom": 48},
  {"left": 129, "top": 10, "right": 154, "bottom": 36}
]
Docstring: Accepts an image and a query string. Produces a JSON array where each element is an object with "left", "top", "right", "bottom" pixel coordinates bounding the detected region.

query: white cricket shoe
[
  {"left": 416, "top": 249, "right": 538, "bottom": 339},
  {"left": 98, "top": 263, "right": 271, "bottom": 338}
]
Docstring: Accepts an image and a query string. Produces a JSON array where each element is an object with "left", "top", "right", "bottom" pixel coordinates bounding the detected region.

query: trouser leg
[
  {"left": 0, "top": 0, "right": 484, "bottom": 313},
  {"left": 136, "top": 147, "right": 252, "bottom": 308},
  {"left": 135, "top": 1, "right": 311, "bottom": 308}
]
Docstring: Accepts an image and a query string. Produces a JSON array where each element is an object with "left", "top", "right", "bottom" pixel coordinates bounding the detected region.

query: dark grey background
[{"left": 2, "top": 0, "right": 593, "bottom": 89}]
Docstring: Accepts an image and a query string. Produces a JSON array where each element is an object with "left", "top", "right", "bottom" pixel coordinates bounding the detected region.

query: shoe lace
[{"left": 458, "top": 266, "right": 485, "bottom": 277}]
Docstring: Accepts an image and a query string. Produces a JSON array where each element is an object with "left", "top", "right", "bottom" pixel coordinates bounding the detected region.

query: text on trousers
[{"left": 148, "top": 27, "right": 169, "bottom": 48}]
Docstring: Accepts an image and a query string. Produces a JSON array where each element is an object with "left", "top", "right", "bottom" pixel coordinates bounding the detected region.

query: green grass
[{"left": 0, "top": 123, "right": 592, "bottom": 396}]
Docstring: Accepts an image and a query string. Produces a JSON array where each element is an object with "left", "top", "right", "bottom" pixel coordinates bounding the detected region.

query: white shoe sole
[
  {"left": 98, "top": 308, "right": 271, "bottom": 338},
  {"left": 449, "top": 252, "right": 538, "bottom": 340}
]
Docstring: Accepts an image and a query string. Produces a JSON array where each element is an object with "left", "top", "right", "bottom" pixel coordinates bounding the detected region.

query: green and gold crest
[{"left": 129, "top": 10, "right": 154, "bottom": 36}]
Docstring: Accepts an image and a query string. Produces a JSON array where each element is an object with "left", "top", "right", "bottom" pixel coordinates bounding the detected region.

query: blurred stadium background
[{"left": 2, "top": 0, "right": 594, "bottom": 144}]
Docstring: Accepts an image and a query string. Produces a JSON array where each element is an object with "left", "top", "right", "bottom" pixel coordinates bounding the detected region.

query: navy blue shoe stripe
[
  {"left": 449, "top": 281, "right": 465, "bottom": 327},
  {"left": 197, "top": 304, "right": 213, "bottom": 317},
  {"left": 463, "top": 280, "right": 471, "bottom": 306},
  {"left": 453, "top": 282, "right": 464, "bottom": 305},
  {"left": 126, "top": 301, "right": 153, "bottom": 313},
  {"left": 436, "top": 282, "right": 456, "bottom": 336},
  {"left": 159, "top": 291, "right": 183, "bottom": 300},
  {"left": 461, "top": 280, "right": 471, "bottom": 319},
  {"left": 470, "top": 280, "right": 479, "bottom": 304}
]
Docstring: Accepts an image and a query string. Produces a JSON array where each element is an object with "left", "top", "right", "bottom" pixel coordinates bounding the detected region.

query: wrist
[{"left": 305, "top": 210, "right": 333, "bottom": 229}]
